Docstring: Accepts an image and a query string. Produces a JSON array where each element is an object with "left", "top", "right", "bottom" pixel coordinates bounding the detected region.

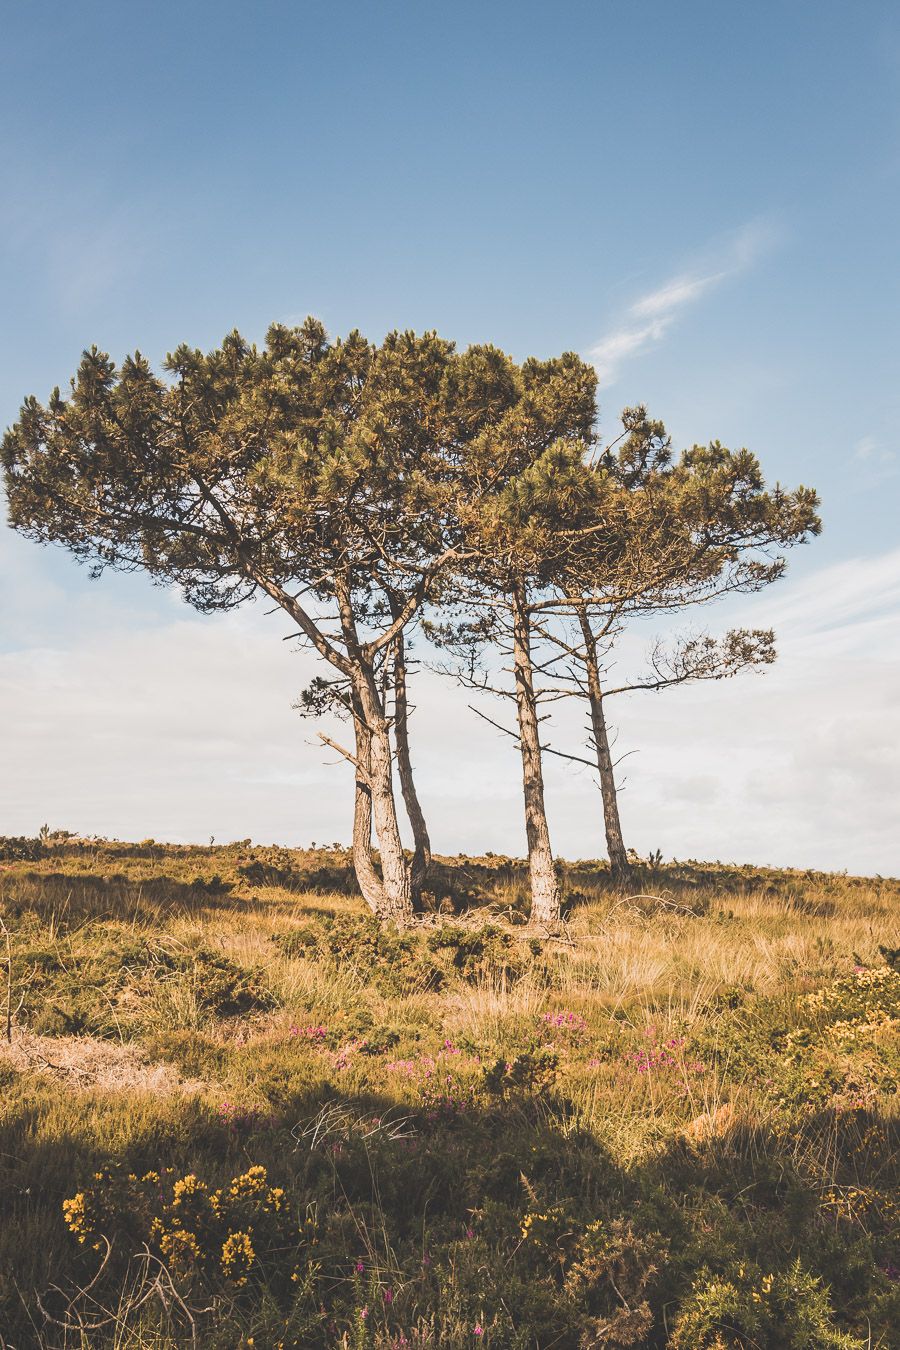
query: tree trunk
[
  {"left": 576, "top": 605, "right": 631, "bottom": 882},
  {"left": 350, "top": 700, "right": 387, "bottom": 916},
  {"left": 391, "top": 622, "right": 432, "bottom": 903},
  {"left": 511, "top": 582, "right": 561, "bottom": 926},
  {"left": 336, "top": 579, "right": 414, "bottom": 926},
  {"left": 360, "top": 677, "right": 414, "bottom": 925}
]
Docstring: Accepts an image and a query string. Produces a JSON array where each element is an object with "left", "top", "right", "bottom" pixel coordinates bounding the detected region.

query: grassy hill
[{"left": 0, "top": 837, "right": 898, "bottom": 1348}]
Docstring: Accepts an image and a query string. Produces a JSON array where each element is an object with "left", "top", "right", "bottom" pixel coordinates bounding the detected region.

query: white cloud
[
  {"left": 630, "top": 272, "right": 724, "bottom": 320},
  {"left": 0, "top": 530, "right": 897, "bottom": 876},
  {"left": 587, "top": 219, "right": 782, "bottom": 385},
  {"left": 853, "top": 435, "right": 897, "bottom": 481}
]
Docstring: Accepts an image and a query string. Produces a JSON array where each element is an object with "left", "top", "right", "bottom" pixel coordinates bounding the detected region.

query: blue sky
[{"left": 2, "top": 2, "right": 898, "bottom": 871}]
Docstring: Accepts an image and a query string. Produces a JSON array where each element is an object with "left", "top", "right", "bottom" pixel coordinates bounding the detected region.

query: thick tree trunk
[
  {"left": 336, "top": 579, "right": 414, "bottom": 926},
  {"left": 392, "top": 624, "right": 432, "bottom": 903},
  {"left": 361, "top": 681, "right": 414, "bottom": 925},
  {"left": 511, "top": 582, "right": 561, "bottom": 926},
  {"left": 350, "top": 702, "right": 387, "bottom": 916},
  {"left": 576, "top": 606, "right": 631, "bottom": 882}
]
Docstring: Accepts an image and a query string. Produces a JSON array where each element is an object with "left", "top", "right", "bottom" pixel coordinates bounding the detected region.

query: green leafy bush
[
  {"left": 315, "top": 913, "right": 442, "bottom": 995},
  {"left": 144, "top": 948, "right": 276, "bottom": 1018}
]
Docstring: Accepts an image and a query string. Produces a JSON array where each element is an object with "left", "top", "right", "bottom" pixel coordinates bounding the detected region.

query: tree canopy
[{"left": 3, "top": 320, "right": 820, "bottom": 926}]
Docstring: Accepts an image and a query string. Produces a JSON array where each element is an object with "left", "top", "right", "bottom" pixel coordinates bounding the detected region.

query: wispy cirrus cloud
[
  {"left": 853, "top": 435, "right": 898, "bottom": 483},
  {"left": 587, "top": 218, "right": 783, "bottom": 385}
]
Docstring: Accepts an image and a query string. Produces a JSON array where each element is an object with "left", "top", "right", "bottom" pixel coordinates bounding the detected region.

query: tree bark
[
  {"left": 335, "top": 577, "right": 414, "bottom": 925},
  {"left": 576, "top": 605, "right": 631, "bottom": 882},
  {"left": 391, "top": 621, "right": 432, "bottom": 903},
  {"left": 349, "top": 699, "right": 387, "bottom": 916},
  {"left": 358, "top": 674, "right": 413, "bottom": 925},
  {"left": 511, "top": 581, "right": 561, "bottom": 926}
]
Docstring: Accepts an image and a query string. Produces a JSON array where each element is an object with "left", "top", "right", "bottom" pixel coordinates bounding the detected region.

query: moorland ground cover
[{"left": 0, "top": 836, "right": 897, "bottom": 1347}]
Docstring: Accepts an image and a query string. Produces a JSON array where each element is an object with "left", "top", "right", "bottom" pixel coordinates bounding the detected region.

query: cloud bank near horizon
[{"left": 1, "top": 526, "right": 897, "bottom": 878}]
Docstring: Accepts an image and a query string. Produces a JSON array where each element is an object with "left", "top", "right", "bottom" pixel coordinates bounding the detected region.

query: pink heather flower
[
  {"left": 474, "top": 1326, "right": 484, "bottom": 1337},
  {"left": 465, "top": 1226, "right": 474, "bottom": 1239},
  {"left": 359, "top": 1306, "right": 368, "bottom": 1321},
  {"left": 355, "top": 1260, "right": 365, "bottom": 1273},
  {"left": 290, "top": 1023, "right": 327, "bottom": 1040},
  {"left": 387, "top": 1059, "right": 419, "bottom": 1076},
  {"left": 383, "top": 1286, "right": 394, "bottom": 1305},
  {"left": 540, "top": 1010, "right": 586, "bottom": 1033}
]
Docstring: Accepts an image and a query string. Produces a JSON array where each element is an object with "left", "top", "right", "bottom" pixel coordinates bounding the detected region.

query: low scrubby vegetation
[{"left": 1, "top": 837, "right": 898, "bottom": 1347}]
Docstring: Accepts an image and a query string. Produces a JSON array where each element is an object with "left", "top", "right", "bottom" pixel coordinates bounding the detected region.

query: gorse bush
[
  {"left": 142, "top": 947, "right": 276, "bottom": 1019},
  {"left": 63, "top": 1164, "right": 316, "bottom": 1292},
  {"left": 20, "top": 934, "right": 276, "bottom": 1036},
  {"left": 670, "top": 1260, "right": 865, "bottom": 1349},
  {"left": 426, "top": 924, "right": 544, "bottom": 983},
  {"left": 804, "top": 964, "right": 900, "bottom": 1024}
]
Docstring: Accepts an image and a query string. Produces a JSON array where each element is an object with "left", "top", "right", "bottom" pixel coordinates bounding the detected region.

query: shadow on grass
[
  {"left": 1, "top": 1062, "right": 895, "bottom": 1347},
  {"left": 3, "top": 871, "right": 260, "bottom": 924}
]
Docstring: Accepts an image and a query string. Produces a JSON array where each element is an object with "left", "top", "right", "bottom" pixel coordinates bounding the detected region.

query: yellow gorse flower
[
  {"left": 173, "top": 1173, "right": 207, "bottom": 1205},
  {"left": 221, "top": 1230, "right": 256, "bottom": 1285},
  {"left": 229, "top": 1165, "right": 269, "bottom": 1199},
  {"left": 62, "top": 1193, "right": 90, "bottom": 1243},
  {"left": 159, "top": 1226, "right": 201, "bottom": 1269}
]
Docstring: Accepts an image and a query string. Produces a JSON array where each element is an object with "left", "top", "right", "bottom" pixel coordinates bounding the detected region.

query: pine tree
[
  {"left": 2, "top": 321, "right": 500, "bottom": 924},
  {"left": 541, "top": 407, "right": 820, "bottom": 878}
]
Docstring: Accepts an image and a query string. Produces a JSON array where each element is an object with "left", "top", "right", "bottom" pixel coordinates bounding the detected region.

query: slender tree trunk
[
  {"left": 335, "top": 578, "right": 414, "bottom": 925},
  {"left": 576, "top": 605, "right": 631, "bottom": 882},
  {"left": 511, "top": 581, "right": 561, "bottom": 926},
  {"left": 391, "top": 620, "right": 432, "bottom": 903}
]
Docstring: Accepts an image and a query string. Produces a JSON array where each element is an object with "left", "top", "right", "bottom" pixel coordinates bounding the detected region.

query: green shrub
[
  {"left": 0, "top": 835, "right": 45, "bottom": 861},
  {"left": 302, "top": 913, "right": 443, "bottom": 996},
  {"left": 62, "top": 1163, "right": 320, "bottom": 1316},
  {"left": 483, "top": 1046, "right": 559, "bottom": 1097},
  {"left": 565, "top": 1218, "right": 668, "bottom": 1347},
  {"left": 145, "top": 948, "right": 277, "bottom": 1018},
  {"left": 670, "top": 1259, "right": 865, "bottom": 1349},
  {"left": 427, "top": 923, "right": 542, "bottom": 983}
]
